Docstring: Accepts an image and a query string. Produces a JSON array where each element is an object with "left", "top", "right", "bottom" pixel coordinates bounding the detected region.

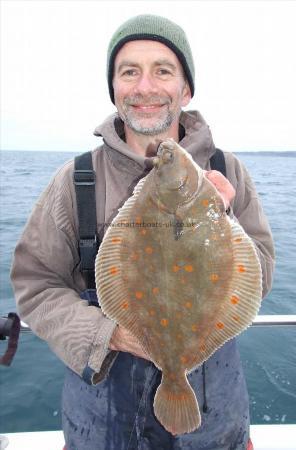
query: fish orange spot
[
  {"left": 111, "top": 237, "right": 122, "bottom": 244},
  {"left": 234, "top": 237, "right": 243, "bottom": 243},
  {"left": 135, "top": 291, "right": 144, "bottom": 300},
  {"left": 152, "top": 287, "right": 159, "bottom": 295},
  {"left": 210, "top": 273, "right": 219, "bottom": 282},
  {"left": 184, "top": 265, "right": 194, "bottom": 272},
  {"left": 109, "top": 266, "right": 119, "bottom": 275},
  {"left": 160, "top": 318, "right": 169, "bottom": 327},
  {"left": 145, "top": 246, "right": 153, "bottom": 254},
  {"left": 231, "top": 295, "right": 240, "bottom": 305},
  {"left": 130, "top": 252, "right": 139, "bottom": 261},
  {"left": 185, "top": 301, "right": 192, "bottom": 309},
  {"left": 191, "top": 324, "right": 198, "bottom": 332},
  {"left": 216, "top": 322, "right": 224, "bottom": 329},
  {"left": 149, "top": 309, "right": 156, "bottom": 316},
  {"left": 121, "top": 301, "right": 129, "bottom": 310},
  {"left": 180, "top": 355, "right": 189, "bottom": 364},
  {"left": 140, "top": 229, "right": 147, "bottom": 235},
  {"left": 135, "top": 216, "right": 142, "bottom": 224},
  {"left": 202, "top": 199, "right": 209, "bottom": 207},
  {"left": 172, "top": 264, "right": 180, "bottom": 272},
  {"left": 238, "top": 265, "right": 246, "bottom": 273}
]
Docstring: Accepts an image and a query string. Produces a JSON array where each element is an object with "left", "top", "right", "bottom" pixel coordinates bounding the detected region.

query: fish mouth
[{"left": 154, "top": 141, "right": 176, "bottom": 166}]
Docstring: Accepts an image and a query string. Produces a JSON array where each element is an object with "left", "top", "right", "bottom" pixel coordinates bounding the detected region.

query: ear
[{"left": 181, "top": 80, "right": 191, "bottom": 107}]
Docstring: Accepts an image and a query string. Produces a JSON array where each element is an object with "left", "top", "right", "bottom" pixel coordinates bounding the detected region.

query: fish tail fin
[{"left": 153, "top": 372, "right": 201, "bottom": 435}]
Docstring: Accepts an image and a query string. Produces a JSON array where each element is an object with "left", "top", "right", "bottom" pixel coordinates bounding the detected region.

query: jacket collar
[{"left": 93, "top": 110, "right": 216, "bottom": 171}]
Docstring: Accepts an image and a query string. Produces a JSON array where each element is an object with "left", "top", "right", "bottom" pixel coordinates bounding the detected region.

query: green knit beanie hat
[{"left": 107, "top": 14, "right": 195, "bottom": 104}]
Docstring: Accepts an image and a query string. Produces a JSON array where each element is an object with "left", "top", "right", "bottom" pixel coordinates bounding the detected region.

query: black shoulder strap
[
  {"left": 209, "top": 148, "right": 226, "bottom": 178},
  {"left": 74, "top": 152, "right": 98, "bottom": 289}
]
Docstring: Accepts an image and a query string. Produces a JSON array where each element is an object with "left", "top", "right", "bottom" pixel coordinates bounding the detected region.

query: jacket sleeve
[
  {"left": 225, "top": 153, "right": 275, "bottom": 299},
  {"left": 10, "top": 162, "right": 117, "bottom": 385}
]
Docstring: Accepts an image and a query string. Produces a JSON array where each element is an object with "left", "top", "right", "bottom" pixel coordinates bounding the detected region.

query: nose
[{"left": 134, "top": 72, "right": 158, "bottom": 95}]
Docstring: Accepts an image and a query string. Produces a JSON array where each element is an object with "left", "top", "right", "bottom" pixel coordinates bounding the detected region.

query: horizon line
[{"left": 1, "top": 148, "right": 296, "bottom": 154}]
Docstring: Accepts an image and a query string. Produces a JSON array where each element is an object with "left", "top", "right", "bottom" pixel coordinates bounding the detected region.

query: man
[{"left": 11, "top": 14, "right": 274, "bottom": 450}]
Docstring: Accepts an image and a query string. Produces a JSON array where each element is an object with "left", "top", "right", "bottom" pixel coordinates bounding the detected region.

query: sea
[{"left": 0, "top": 149, "right": 295, "bottom": 433}]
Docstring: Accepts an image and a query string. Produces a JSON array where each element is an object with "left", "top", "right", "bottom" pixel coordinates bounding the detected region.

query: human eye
[
  {"left": 159, "top": 68, "right": 171, "bottom": 74},
  {"left": 121, "top": 68, "right": 138, "bottom": 77},
  {"left": 156, "top": 67, "right": 173, "bottom": 78}
]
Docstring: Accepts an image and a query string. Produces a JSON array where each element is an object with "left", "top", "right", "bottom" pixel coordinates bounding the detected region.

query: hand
[
  {"left": 109, "top": 325, "right": 151, "bottom": 361},
  {"left": 204, "top": 170, "right": 235, "bottom": 210}
]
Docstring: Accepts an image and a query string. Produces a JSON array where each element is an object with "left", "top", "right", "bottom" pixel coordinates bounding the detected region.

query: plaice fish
[{"left": 95, "top": 138, "right": 262, "bottom": 435}]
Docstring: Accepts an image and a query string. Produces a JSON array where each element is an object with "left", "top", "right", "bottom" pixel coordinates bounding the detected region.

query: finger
[{"left": 205, "top": 170, "right": 226, "bottom": 184}]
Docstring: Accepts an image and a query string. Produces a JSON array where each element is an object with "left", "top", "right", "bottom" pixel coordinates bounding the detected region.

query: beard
[{"left": 118, "top": 95, "right": 181, "bottom": 136}]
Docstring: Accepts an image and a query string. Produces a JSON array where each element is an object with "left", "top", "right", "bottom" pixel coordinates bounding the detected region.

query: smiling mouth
[{"left": 131, "top": 104, "right": 165, "bottom": 111}]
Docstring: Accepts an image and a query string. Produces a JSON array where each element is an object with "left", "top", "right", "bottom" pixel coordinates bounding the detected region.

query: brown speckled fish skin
[{"left": 95, "top": 138, "right": 262, "bottom": 435}]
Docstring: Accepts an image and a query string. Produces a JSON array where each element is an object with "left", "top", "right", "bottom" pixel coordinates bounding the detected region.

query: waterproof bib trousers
[{"left": 62, "top": 290, "right": 250, "bottom": 450}]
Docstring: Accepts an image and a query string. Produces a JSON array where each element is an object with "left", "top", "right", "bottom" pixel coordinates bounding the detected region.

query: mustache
[{"left": 124, "top": 95, "right": 171, "bottom": 106}]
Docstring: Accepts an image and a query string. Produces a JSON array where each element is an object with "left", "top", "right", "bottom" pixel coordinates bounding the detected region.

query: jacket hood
[{"left": 93, "top": 110, "right": 216, "bottom": 169}]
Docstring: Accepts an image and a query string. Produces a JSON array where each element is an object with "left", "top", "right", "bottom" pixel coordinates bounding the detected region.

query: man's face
[{"left": 113, "top": 40, "right": 191, "bottom": 136}]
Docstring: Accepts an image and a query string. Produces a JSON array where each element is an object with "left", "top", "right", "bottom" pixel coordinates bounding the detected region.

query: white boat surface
[{"left": 1, "top": 425, "right": 296, "bottom": 450}]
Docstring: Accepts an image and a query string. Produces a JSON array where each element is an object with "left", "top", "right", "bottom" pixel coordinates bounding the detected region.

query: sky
[{"left": 1, "top": 0, "right": 296, "bottom": 152}]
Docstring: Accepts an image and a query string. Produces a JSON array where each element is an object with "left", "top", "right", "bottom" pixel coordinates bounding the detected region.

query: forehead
[{"left": 114, "top": 40, "right": 182, "bottom": 69}]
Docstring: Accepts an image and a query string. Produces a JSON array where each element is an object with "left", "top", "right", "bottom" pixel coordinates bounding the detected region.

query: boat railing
[
  {"left": 251, "top": 315, "right": 296, "bottom": 326},
  {"left": 1, "top": 313, "right": 296, "bottom": 365},
  {"left": 1, "top": 314, "right": 296, "bottom": 337}
]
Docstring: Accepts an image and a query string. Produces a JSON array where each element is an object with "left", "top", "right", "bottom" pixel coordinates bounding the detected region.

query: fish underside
[{"left": 95, "top": 139, "right": 262, "bottom": 435}]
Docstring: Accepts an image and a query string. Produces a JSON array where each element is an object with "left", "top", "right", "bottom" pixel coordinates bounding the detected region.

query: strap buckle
[
  {"left": 73, "top": 169, "right": 96, "bottom": 186},
  {"left": 79, "top": 237, "right": 98, "bottom": 270}
]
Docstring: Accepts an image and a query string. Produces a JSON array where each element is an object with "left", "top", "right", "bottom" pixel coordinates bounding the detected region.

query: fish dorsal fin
[
  {"left": 95, "top": 174, "right": 149, "bottom": 342},
  {"left": 187, "top": 218, "right": 262, "bottom": 373}
]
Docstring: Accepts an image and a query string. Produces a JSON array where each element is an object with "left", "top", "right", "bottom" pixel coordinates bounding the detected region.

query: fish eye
[{"left": 163, "top": 151, "right": 174, "bottom": 163}]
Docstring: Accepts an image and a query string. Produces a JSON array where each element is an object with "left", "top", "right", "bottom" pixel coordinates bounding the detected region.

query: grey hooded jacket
[{"left": 11, "top": 110, "right": 274, "bottom": 383}]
